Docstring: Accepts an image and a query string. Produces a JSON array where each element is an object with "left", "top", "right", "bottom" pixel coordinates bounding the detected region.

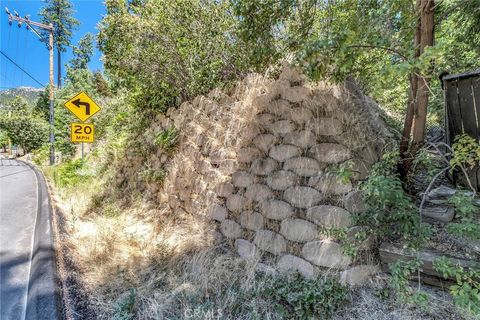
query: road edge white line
[{"left": 21, "top": 161, "right": 40, "bottom": 320}]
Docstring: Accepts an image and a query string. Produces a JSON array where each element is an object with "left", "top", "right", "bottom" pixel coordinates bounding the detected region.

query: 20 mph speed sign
[{"left": 71, "top": 123, "right": 94, "bottom": 143}]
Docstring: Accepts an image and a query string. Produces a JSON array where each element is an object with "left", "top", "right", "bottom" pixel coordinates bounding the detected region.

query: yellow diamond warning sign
[
  {"left": 71, "top": 123, "right": 94, "bottom": 143},
  {"left": 64, "top": 91, "right": 101, "bottom": 122}
]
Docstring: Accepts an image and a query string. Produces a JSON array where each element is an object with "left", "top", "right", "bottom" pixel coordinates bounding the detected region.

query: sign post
[{"left": 64, "top": 92, "right": 101, "bottom": 160}]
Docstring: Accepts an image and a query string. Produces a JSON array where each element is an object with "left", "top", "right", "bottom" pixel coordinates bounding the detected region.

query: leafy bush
[
  {"left": 112, "top": 289, "right": 136, "bottom": 320},
  {"left": 389, "top": 258, "right": 428, "bottom": 308},
  {"left": 53, "top": 159, "right": 91, "bottom": 188},
  {"left": 434, "top": 257, "right": 480, "bottom": 316},
  {"left": 450, "top": 134, "right": 480, "bottom": 171},
  {"left": 0, "top": 115, "right": 49, "bottom": 153},
  {"left": 265, "top": 274, "right": 348, "bottom": 319},
  {"left": 98, "top": 0, "right": 244, "bottom": 111},
  {"left": 447, "top": 222, "right": 480, "bottom": 241},
  {"left": 154, "top": 127, "right": 179, "bottom": 152},
  {"left": 447, "top": 193, "right": 479, "bottom": 219}
]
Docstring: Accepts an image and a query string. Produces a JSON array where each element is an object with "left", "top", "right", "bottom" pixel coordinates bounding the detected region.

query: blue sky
[{"left": 0, "top": 0, "right": 105, "bottom": 89}]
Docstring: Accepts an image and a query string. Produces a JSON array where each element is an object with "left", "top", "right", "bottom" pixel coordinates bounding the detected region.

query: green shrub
[
  {"left": 265, "top": 274, "right": 348, "bottom": 319},
  {"left": 448, "top": 193, "right": 479, "bottom": 219},
  {"left": 434, "top": 257, "right": 480, "bottom": 316},
  {"left": 154, "top": 127, "right": 179, "bottom": 152},
  {"left": 53, "top": 159, "right": 91, "bottom": 188},
  {"left": 447, "top": 222, "right": 480, "bottom": 240},
  {"left": 112, "top": 289, "right": 136, "bottom": 320},
  {"left": 389, "top": 258, "right": 428, "bottom": 309},
  {"left": 450, "top": 134, "right": 480, "bottom": 171}
]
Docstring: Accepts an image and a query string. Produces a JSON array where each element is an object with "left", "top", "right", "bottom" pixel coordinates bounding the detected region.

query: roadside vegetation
[{"left": 2, "top": 0, "right": 479, "bottom": 319}]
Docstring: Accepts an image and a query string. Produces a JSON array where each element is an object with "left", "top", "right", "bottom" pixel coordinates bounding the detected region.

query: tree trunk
[
  {"left": 399, "top": 0, "right": 422, "bottom": 179},
  {"left": 411, "top": 0, "right": 435, "bottom": 150},
  {"left": 401, "top": 0, "right": 435, "bottom": 177},
  {"left": 57, "top": 48, "right": 62, "bottom": 88}
]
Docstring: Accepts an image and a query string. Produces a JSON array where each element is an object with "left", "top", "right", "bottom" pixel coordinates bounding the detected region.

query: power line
[{"left": 0, "top": 50, "right": 44, "bottom": 87}]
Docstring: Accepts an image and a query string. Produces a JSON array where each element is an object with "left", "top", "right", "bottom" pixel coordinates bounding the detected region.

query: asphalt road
[{"left": 0, "top": 159, "right": 58, "bottom": 320}]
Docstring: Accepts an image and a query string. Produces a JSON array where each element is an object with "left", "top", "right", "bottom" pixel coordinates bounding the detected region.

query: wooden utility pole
[{"left": 5, "top": 9, "right": 56, "bottom": 165}]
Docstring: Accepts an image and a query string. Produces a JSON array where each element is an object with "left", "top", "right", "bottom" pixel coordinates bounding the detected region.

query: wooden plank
[
  {"left": 445, "top": 80, "right": 463, "bottom": 143},
  {"left": 457, "top": 78, "right": 478, "bottom": 138},
  {"left": 379, "top": 242, "right": 479, "bottom": 288},
  {"left": 472, "top": 77, "right": 480, "bottom": 140}
]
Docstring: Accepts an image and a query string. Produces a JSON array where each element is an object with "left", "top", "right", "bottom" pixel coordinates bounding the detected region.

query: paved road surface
[{"left": 0, "top": 159, "right": 58, "bottom": 319}]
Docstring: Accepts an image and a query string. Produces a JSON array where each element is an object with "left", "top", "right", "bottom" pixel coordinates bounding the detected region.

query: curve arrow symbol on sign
[{"left": 72, "top": 99, "right": 91, "bottom": 115}]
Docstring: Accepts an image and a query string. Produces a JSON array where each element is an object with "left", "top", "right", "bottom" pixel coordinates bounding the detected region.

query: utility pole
[{"left": 5, "top": 8, "right": 56, "bottom": 165}]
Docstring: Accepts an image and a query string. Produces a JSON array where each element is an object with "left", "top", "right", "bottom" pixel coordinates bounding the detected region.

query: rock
[
  {"left": 339, "top": 265, "right": 380, "bottom": 286},
  {"left": 256, "top": 263, "right": 278, "bottom": 276},
  {"left": 343, "top": 191, "right": 367, "bottom": 214},
  {"left": 286, "top": 107, "right": 313, "bottom": 125},
  {"left": 309, "top": 174, "right": 352, "bottom": 195},
  {"left": 232, "top": 171, "right": 255, "bottom": 188},
  {"left": 427, "top": 186, "right": 457, "bottom": 199},
  {"left": 238, "top": 147, "right": 261, "bottom": 163},
  {"left": 220, "top": 220, "right": 242, "bottom": 239},
  {"left": 266, "top": 170, "right": 297, "bottom": 190},
  {"left": 421, "top": 206, "right": 455, "bottom": 223},
  {"left": 280, "top": 219, "right": 318, "bottom": 242},
  {"left": 279, "top": 66, "right": 306, "bottom": 84},
  {"left": 277, "top": 255, "right": 315, "bottom": 279},
  {"left": 252, "top": 94, "right": 271, "bottom": 110},
  {"left": 259, "top": 200, "right": 294, "bottom": 220},
  {"left": 358, "top": 145, "right": 379, "bottom": 165},
  {"left": 283, "top": 130, "right": 317, "bottom": 149},
  {"left": 306, "top": 118, "right": 343, "bottom": 136},
  {"left": 271, "top": 80, "right": 291, "bottom": 98},
  {"left": 282, "top": 86, "right": 311, "bottom": 103},
  {"left": 236, "top": 239, "right": 259, "bottom": 260},
  {"left": 302, "top": 240, "right": 351, "bottom": 268},
  {"left": 306, "top": 206, "right": 352, "bottom": 228},
  {"left": 268, "top": 120, "right": 296, "bottom": 136},
  {"left": 226, "top": 194, "right": 248, "bottom": 212},
  {"left": 266, "top": 99, "right": 291, "bottom": 117},
  {"left": 209, "top": 205, "right": 227, "bottom": 221},
  {"left": 256, "top": 113, "right": 276, "bottom": 127},
  {"left": 245, "top": 184, "right": 273, "bottom": 202},
  {"left": 349, "top": 159, "right": 369, "bottom": 181},
  {"left": 253, "top": 134, "right": 278, "bottom": 153},
  {"left": 284, "top": 186, "right": 323, "bottom": 208},
  {"left": 269, "top": 145, "right": 301, "bottom": 162},
  {"left": 254, "top": 230, "right": 287, "bottom": 255},
  {"left": 239, "top": 211, "right": 264, "bottom": 231},
  {"left": 284, "top": 157, "right": 321, "bottom": 177},
  {"left": 347, "top": 226, "right": 375, "bottom": 251},
  {"left": 250, "top": 158, "right": 278, "bottom": 176},
  {"left": 309, "top": 143, "right": 352, "bottom": 164}
]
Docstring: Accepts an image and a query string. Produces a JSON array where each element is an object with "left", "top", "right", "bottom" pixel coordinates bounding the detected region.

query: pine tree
[
  {"left": 39, "top": 0, "right": 79, "bottom": 88},
  {"left": 69, "top": 33, "right": 94, "bottom": 70}
]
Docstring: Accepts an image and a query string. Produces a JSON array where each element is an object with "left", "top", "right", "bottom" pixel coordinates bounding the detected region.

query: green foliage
[
  {"left": 434, "top": 257, "right": 480, "bottom": 316},
  {"left": 52, "top": 159, "right": 92, "bottom": 188},
  {"left": 0, "top": 114, "right": 49, "bottom": 153},
  {"left": 448, "top": 193, "right": 479, "bottom": 219},
  {"left": 447, "top": 222, "right": 480, "bottom": 241},
  {"left": 39, "top": 0, "right": 79, "bottom": 53},
  {"left": 358, "top": 151, "right": 431, "bottom": 249},
  {"left": 153, "top": 127, "right": 179, "bottom": 152},
  {"left": 390, "top": 258, "right": 428, "bottom": 309},
  {"left": 98, "top": 0, "right": 243, "bottom": 112},
  {"left": 265, "top": 274, "right": 348, "bottom": 319},
  {"left": 450, "top": 134, "right": 480, "bottom": 172},
  {"left": 331, "top": 160, "right": 354, "bottom": 184},
  {"left": 112, "top": 288, "right": 136, "bottom": 320},
  {"left": 68, "top": 33, "right": 95, "bottom": 71}
]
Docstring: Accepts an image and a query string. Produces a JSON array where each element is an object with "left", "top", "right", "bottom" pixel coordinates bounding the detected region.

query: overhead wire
[{"left": 0, "top": 51, "right": 44, "bottom": 87}]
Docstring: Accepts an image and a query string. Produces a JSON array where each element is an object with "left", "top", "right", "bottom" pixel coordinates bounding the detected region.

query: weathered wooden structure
[{"left": 442, "top": 69, "right": 480, "bottom": 191}]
